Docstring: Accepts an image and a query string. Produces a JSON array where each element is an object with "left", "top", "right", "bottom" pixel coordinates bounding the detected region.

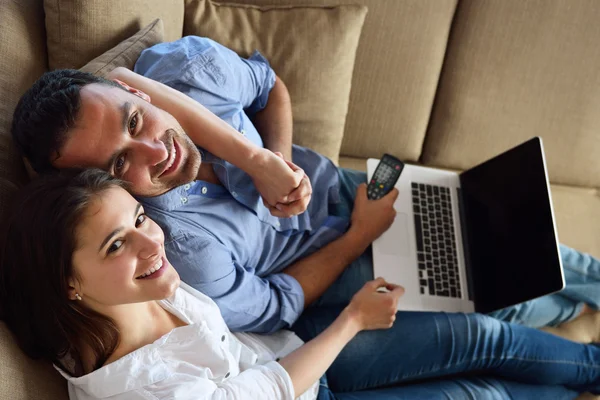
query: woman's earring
[{"left": 75, "top": 293, "right": 82, "bottom": 301}]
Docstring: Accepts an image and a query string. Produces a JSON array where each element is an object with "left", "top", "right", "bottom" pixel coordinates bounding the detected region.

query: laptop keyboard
[{"left": 411, "top": 182, "right": 462, "bottom": 299}]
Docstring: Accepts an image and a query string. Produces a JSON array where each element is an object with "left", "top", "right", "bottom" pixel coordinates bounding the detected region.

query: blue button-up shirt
[{"left": 134, "top": 37, "right": 347, "bottom": 333}]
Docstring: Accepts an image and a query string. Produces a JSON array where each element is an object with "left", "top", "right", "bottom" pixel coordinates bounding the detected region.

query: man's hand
[
  {"left": 249, "top": 150, "right": 312, "bottom": 217},
  {"left": 349, "top": 184, "right": 399, "bottom": 247}
]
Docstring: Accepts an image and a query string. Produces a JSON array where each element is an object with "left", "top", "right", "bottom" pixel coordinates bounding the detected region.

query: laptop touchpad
[{"left": 378, "top": 212, "right": 410, "bottom": 257}]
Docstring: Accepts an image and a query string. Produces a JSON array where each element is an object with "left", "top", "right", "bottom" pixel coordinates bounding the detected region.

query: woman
[{"left": 0, "top": 169, "right": 599, "bottom": 400}]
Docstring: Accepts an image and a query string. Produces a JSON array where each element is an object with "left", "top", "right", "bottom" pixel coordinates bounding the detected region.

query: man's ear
[{"left": 112, "top": 78, "right": 152, "bottom": 103}]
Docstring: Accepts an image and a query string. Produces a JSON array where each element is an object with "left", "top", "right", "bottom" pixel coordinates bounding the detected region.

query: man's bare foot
[{"left": 541, "top": 308, "right": 600, "bottom": 344}]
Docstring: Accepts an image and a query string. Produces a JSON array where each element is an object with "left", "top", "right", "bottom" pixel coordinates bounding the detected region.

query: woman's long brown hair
[{"left": 0, "top": 169, "right": 128, "bottom": 376}]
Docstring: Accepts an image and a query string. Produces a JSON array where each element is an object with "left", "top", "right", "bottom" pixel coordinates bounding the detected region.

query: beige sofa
[{"left": 1, "top": 0, "right": 599, "bottom": 398}]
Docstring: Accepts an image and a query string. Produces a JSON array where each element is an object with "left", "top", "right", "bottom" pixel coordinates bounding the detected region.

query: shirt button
[
  {"left": 231, "top": 191, "right": 238, "bottom": 197},
  {"left": 184, "top": 184, "right": 191, "bottom": 190},
  {"left": 240, "top": 129, "right": 246, "bottom": 135},
  {"left": 221, "top": 334, "right": 226, "bottom": 342},
  {"left": 201, "top": 187, "right": 208, "bottom": 195},
  {"left": 181, "top": 197, "right": 188, "bottom": 204},
  {"left": 225, "top": 372, "right": 230, "bottom": 378},
  {"left": 275, "top": 221, "right": 281, "bottom": 228}
]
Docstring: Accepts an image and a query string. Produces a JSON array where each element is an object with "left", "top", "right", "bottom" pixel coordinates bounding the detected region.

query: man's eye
[
  {"left": 129, "top": 113, "right": 138, "bottom": 134},
  {"left": 107, "top": 240, "right": 123, "bottom": 254},
  {"left": 135, "top": 214, "right": 147, "bottom": 227}
]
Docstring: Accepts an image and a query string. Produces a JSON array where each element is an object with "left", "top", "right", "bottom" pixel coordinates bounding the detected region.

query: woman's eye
[
  {"left": 129, "top": 113, "right": 138, "bottom": 134},
  {"left": 115, "top": 154, "right": 126, "bottom": 174},
  {"left": 135, "top": 214, "right": 146, "bottom": 227},
  {"left": 107, "top": 240, "right": 123, "bottom": 254}
]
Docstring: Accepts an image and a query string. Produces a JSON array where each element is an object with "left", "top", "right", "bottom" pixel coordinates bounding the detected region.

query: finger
[
  {"left": 290, "top": 168, "right": 305, "bottom": 189},
  {"left": 369, "top": 277, "right": 387, "bottom": 289},
  {"left": 284, "top": 177, "right": 312, "bottom": 203},
  {"left": 284, "top": 159, "right": 302, "bottom": 172},
  {"left": 274, "top": 151, "right": 284, "bottom": 159},
  {"left": 268, "top": 207, "right": 294, "bottom": 219},
  {"left": 390, "top": 285, "right": 405, "bottom": 301},
  {"left": 274, "top": 199, "right": 308, "bottom": 217},
  {"left": 384, "top": 188, "right": 400, "bottom": 202}
]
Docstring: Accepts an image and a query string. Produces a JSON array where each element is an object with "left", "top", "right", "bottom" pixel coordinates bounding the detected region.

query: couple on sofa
[{"left": 2, "top": 36, "right": 600, "bottom": 399}]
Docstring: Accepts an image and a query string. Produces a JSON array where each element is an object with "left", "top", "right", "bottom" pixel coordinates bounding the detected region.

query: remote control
[{"left": 367, "top": 154, "right": 405, "bottom": 200}]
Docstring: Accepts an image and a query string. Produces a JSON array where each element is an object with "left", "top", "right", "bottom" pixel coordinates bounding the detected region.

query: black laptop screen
[{"left": 459, "top": 137, "right": 564, "bottom": 313}]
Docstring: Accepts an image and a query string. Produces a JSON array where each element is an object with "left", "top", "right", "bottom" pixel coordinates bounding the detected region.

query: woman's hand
[
  {"left": 344, "top": 278, "right": 405, "bottom": 331},
  {"left": 250, "top": 150, "right": 312, "bottom": 218}
]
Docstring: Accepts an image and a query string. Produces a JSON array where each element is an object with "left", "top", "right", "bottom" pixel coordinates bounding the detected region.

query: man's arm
[
  {"left": 167, "top": 234, "right": 305, "bottom": 334},
  {"left": 251, "top": 76, "right": 293, "bottom": 161},
  {"left": 283, "top": 184, "right": 399, "bottom": 307},
  {"left": 251, "top": 75, "right": 312, "bottom": 217}
]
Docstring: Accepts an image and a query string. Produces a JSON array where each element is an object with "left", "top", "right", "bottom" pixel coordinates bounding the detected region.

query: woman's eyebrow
[{"left": 98, "top": 203, "right": 142, "bottom": 252}]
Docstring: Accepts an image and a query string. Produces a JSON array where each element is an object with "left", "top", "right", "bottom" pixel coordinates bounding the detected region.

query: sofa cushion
[
  {"left": 551, "top": 184, "right": 600, "bottom": 258},
  {"left": 423, "top": 0, "right": 600, "bottom": 188},
  {"left": 216, "top": 0, "right": 458, "bottom": 163},
  {"left": 80, "top": 19, "right": 165, "bottom": 78},
  {"left": 183, "top": 0, "right": 367, "bottom": 164},
  {"left": 44, "top": 0, "right": 184, "bottom": 70}
]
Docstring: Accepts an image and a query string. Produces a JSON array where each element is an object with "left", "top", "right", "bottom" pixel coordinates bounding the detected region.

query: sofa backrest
[
  {"left": 423, "top": 0, "right": 600, "bottom": 188},
  {"left": 0, "top": 3, "right": 69, "bottom": 398}
]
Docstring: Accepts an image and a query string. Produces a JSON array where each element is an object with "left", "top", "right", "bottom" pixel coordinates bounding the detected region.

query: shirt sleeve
[
  {"left": 153, "top": 362, "right": 294, "bottom": 400},
  {"left": 134, "top": 36, "right": 277, "bottom": 114},
  {"left": 167, "top": 234, "right": 305, "bottom": 334}
]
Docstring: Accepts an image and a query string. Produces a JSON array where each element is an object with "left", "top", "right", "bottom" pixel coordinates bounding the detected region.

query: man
[{"left": 12, "top": 36, "right": 600, "bottom": 338}]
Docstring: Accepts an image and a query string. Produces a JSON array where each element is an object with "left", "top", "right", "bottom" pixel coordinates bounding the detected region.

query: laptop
[{"left": 367, "top": 137, "right": 565, "bottom": 313}]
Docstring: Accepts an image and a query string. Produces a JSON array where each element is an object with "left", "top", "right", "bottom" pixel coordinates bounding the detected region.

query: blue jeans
[
  {"left": 294, "top": 168, "right": 600, "bottom": 399},
  {"left": 292, "top": 308, "right": 600, "bottom": 399}
]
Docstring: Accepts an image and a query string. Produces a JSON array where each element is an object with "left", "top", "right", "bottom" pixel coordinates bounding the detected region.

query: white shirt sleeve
[{"left": 162, "top": 361, "right": 294, "bottom": 400}]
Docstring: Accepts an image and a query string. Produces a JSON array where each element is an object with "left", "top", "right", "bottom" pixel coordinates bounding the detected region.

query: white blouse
[{"left": 57, "top": 283, "right": 319, "bottom": 400}]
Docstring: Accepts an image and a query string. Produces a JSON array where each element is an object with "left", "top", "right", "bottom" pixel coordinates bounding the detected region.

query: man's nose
[{"left": 133, "top": 138, "right": 167, "bottom": 166}]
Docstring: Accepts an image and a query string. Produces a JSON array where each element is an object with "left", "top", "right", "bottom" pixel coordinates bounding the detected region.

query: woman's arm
[
  {"left": 106, "top": 67, "right": 307, "bottom": 214},
  {"left": 279, "top": 279, "right": 404, "bottom": 396}
]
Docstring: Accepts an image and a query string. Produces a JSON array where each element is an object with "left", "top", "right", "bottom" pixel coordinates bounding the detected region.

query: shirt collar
[{"left": 138, "top": 184, "right": 191, "bottom": 212}]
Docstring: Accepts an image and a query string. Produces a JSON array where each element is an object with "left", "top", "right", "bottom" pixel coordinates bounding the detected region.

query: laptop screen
[{"left": 459, "top": 137, "right": 564, "bottom": 313}]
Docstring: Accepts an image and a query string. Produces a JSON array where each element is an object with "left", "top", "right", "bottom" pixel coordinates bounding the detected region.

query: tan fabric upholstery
[
  {"left": 80, "top": 19, "right": 165, "bottom": 78},
  {"left": 551, "top": 185, "right": 600, "bottom": 257},
  {"left": 0, "top": 5, "right": 67, "bottom": 400},
  {"left": 184, "top": 0, "right": 367, "bottom": 164},
  {"left": 213, "top": 0, "right": 458, "bottom": 163},
  {"left": 44, "top": 0, "right": 184, "bottom": 70},
  {"left": 423, "top": 0, "right": 600, "bottom": 188},
  {"left": 0, "top": 322, "right": 67, "bottom": 399}
]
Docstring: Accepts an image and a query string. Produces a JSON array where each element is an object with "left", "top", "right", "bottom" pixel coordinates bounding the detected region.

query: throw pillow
[{"left": 183, "top": 0, "right": 368, "bottom": 164}]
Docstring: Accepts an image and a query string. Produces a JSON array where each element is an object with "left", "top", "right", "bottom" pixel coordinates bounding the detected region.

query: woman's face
[{"left": 70, "top": 186, "right": 180, "bottom": 308}]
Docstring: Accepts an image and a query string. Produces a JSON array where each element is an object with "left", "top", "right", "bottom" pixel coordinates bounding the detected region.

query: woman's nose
[{"left": 137, "top": 231, "right": 163, "bottom": 260}]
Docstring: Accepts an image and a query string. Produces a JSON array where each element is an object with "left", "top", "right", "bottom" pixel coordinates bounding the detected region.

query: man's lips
[{"left": 159, "top": 139, "right": 181, "bottom": 178}]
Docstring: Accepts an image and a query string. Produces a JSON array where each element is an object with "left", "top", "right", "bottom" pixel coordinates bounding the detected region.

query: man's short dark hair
[{"left": 11, "top": 69, "right": 122, "bottom": 174}]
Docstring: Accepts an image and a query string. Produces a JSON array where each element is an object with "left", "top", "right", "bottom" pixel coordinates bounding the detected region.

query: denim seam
[{"left": 395, "top": 355, "right": 600, "bottom": 383}]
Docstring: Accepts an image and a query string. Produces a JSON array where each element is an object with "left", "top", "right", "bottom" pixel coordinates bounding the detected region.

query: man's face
[{"left": 53, "top": 83, "right": 201, "bottom": 197}]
